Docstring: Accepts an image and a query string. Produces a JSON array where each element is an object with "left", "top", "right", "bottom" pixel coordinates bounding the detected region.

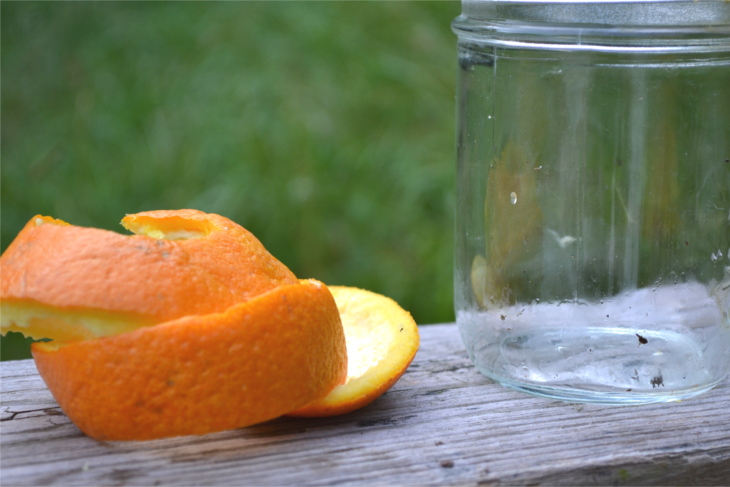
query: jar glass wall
[{"left": 454, "top": 0, "right": 730, "bottom": 404}]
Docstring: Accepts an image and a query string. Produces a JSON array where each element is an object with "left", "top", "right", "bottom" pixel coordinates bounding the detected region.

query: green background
[{"left": 1, "top": 1, "right": 461, "bottom": 359}]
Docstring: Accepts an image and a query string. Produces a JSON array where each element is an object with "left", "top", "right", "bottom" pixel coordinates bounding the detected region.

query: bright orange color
[
  {"left": 31, "top": 280, "right": 346, "bottom": 441},
  {"left": 289, "top": 286, "right": 419, "bottom": 417},
  {"left": 0, "top": 210, "right": 420, "bottom": 441},
  {"left": 1, "top": 210, "right": 346, "bottom": 440},
  {"left": 1, "top": 210, "right": 298, "bottom": 341}
]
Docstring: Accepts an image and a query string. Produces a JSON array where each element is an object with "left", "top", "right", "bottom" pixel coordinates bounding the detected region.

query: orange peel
[
  {"left": 31, "top": 280, "right": 346, "bottom": 441},
  {"left": 1, "top": 210, "right": 299, "bottom": 341},
  {"left": 0, "top": 210, "right": 419, "bottom": 440},
  {"left": 290, "top": 286, "right": 419, "bottom": 417}
]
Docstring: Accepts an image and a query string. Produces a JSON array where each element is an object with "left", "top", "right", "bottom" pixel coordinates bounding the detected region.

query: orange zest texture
[
  {"left": 31, "top": 280, "right": 344, "bottom": 441},
  {"left": 1, "top": 210, "right": 300, "bottom": 341},
  {"left": 0, "top": 210, "right": 419, "bottom": 441}
]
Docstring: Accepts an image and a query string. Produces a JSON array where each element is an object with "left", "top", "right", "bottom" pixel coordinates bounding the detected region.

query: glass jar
[{"left": 453, "top": 0, "right": 730, "bottom": 404}]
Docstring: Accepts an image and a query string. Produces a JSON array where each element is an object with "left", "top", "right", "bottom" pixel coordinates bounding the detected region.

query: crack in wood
[
  {"left": 356, "top": 415, "right": 417, "bottom": 428},
  {"left": 417, "top": 388, "right": 450, "bottom": 397},
  {"left": 1, "top": 407, "right": 62, "bottom": 421}
]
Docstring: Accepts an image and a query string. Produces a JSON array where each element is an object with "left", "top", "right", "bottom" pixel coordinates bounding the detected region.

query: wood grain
[{"left": 2, "top": 324, "right": 728, "bottom": 486}]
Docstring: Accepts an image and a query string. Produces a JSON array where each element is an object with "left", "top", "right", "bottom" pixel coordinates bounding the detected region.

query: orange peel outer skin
[
  {"left": 1, "top": 210, "right": 298, "bottom": 325},
  {"left": 31, "top": 280, "right": 347, "bottom": 441}
]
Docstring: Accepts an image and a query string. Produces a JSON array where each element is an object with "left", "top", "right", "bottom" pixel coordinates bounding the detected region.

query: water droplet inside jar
[{"left": 510, "top": 192, "right": 517, "bottom": 205}]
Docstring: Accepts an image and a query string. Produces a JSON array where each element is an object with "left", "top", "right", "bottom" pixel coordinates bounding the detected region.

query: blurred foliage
[{"left": 1, "top": 1, "right": 460, "bottom": 359}]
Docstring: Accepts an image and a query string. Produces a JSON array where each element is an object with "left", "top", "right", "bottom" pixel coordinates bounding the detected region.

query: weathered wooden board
[{"left": 2, "top": 324, "right": 729, "bottom": 486}]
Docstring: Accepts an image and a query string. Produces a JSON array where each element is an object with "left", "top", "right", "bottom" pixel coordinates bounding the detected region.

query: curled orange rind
[{"left": 0, "top": 210, "right": 418, "bottom": 441}]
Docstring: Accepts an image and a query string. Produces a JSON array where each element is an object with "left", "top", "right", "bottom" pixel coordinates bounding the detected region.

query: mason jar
[{"left": 453, "top": 0, "right": 730, "bottom": 404}]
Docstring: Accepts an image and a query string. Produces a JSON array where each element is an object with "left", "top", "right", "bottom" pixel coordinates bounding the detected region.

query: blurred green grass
[{"left": 1, "top": 1, "right": 460, "bottom": 359}]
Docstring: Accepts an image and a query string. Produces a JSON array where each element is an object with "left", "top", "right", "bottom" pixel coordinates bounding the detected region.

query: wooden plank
[{"left": 1, "top": 324, "right": 729, "bottom": 486}]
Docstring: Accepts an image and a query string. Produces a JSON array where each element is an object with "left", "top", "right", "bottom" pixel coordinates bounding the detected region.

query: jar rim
[
  {"left": 454, "top": 0, "right": 730, "bottom": 51},
  {"left": 457, "top": 0, "right": 730, "bottom": 28}
]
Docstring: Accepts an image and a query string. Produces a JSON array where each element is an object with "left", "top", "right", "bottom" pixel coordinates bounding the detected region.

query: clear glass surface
[{"left": 454, "top": 0, "right": 730, "bottom": 404}]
